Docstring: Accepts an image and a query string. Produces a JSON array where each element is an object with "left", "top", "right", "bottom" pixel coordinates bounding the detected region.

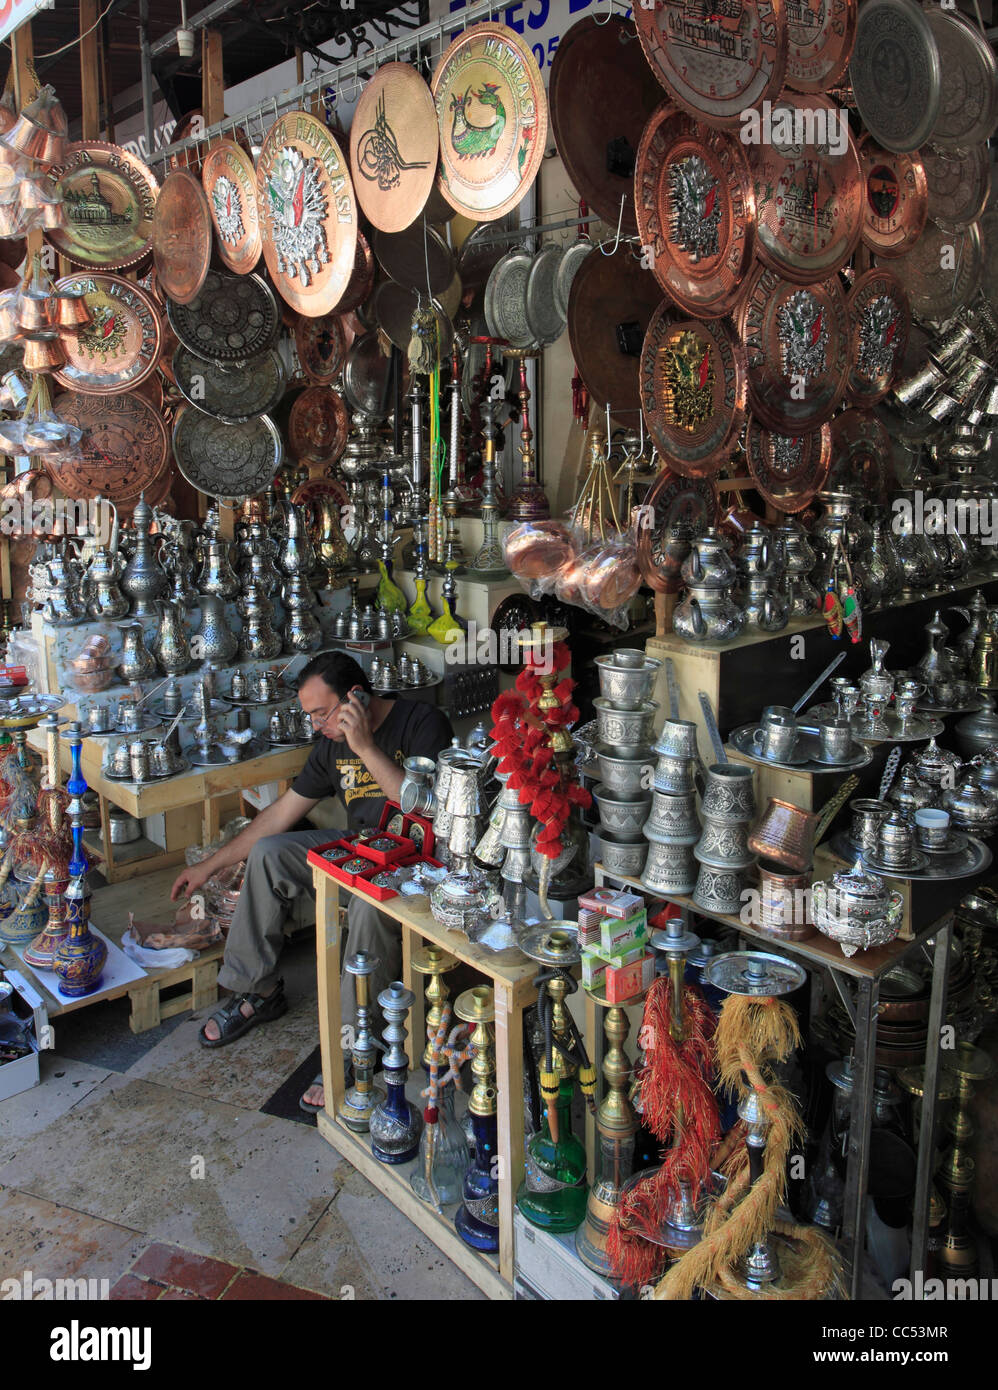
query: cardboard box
[
  {"left": 599, "top": 908, "right": 648, "bottom": 956},
  {"left": 605, "top": 953, "right": 656, "bottom": 1004},
  {"left": 0, "top": 969, "right": 48, "bottom": 1100},
  {"left": 597, "top": 940, "right": 647, "bottom": 971},
  {"left": 581, "top": 950, "right": 609, "bottom": 991},
  {"left": 578, "top": 887, "right": 625, "bottom": 915}
]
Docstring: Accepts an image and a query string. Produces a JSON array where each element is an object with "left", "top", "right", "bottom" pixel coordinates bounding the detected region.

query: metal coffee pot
[
  {"left": 116, "top": 622, "right": 157, "bottom": 681},
  {"left": 238, "top": 583, "right": 283, "bottom": 660},
  {"left": 737, "top": 575, "right": 789, "bottom": 634},
  {"left": 154, "top": 599, "right": 192, "bottom": 675},
  {"left": 735, "top": 523, "right": 782, "bottom": 581},
  {"left": 256, "top": 669, "right": 278, "bottom": 703},
  {"left": 681, "top": 530, "right": 738, "bottom": 589},
  {"left": 282, "top": 579, "right": 322, "bottom": 652},
  {"left": 198, "top": 538, "right": 240, "bottom": 599},
  {"left": 193, "top": 594, "right": 238, "bottom": 664},
  {"left": 120, "top": 495, "right": 167, "bottom": 616},
  {"left": 278, "top": 503, "right": 317, "bottom": 578},
  {"left": 673, "top": 583, "right": 746, "bottom": 644}
]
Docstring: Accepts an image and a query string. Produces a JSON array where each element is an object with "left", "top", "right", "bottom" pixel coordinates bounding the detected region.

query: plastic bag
[
  {"left": 503, "top": 519, "right": 577, "bottom": 592},
  {"left": 122, "top": 929, "right": 196, "bottom": 970}
]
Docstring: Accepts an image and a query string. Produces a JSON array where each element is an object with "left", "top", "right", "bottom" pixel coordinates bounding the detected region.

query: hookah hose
[{"left": 532, "top": 965, "right": 597, "bottom": 1142}]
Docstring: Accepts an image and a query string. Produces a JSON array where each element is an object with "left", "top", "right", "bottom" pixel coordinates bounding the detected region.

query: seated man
[{"left": 171, "top": 650, "right": 454, "bottom": 1110}]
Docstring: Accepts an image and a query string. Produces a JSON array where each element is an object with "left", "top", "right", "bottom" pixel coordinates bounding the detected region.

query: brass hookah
[
  {"left": 467, "top": 397, "right": 506, "bottom": 577},
  {"left": 505, "top": 348, "right": 549, "bottom": 521},
  {"left": 936, "top": 1042, "right": 993, "bottom": 1274},
  {"left": 22, "top": 713, "right": 73, "bottom": 968},
  {"left": 338, "top": 951, "right": 387, "bottom": 1134}
]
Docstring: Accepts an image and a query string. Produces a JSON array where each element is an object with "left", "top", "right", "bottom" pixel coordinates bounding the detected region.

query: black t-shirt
[{"left": 291, "top": 698, "right": 454, "bottom": 830}]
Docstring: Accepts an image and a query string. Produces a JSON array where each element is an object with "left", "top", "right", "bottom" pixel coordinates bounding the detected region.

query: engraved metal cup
[
  {"left": 850, "top": 798, "right": 891, "bottom": 853},
  {"left": 700, "top": 763, "right": 756, "bottom": 823},
  {"left": 694, "top": 818, "right": 754, "bottom": 869},
  {"left": 818, "top": 717, "right": 853, "bottom": 764},
  {"left": 892, "top": 360, "right": 946, "bottom": 410},
  {"left": 878, "top": 812, "right": 915, "bottom": 867},
  {"left": 642, "top": 788, "right": 700, "bottom": 845},
  {"left": 596, "top": 833, "right": 648, "bottom": 879},
  {"left": 751, "top": 707, "right": 798, "bottom": 762},
  {"left": 596, "top": 749, "right": 654, "bottom": 797},
  {"left": 594, "top": 651, "right": 662, "bottom": 710},
  {"left": 593, "top": 784, "right": 652, "bottom": 838},
  {"left": 110, "top": 743, "right": 130, "bottom": 776},
  {"left": 129, "top": 739, "right": 150, "bottom": 783},
  {"left": 692, "top": 863, "right": 746, "bottom": 916},
  {"left": 652, "top": 749, "right": 697, "bottom": 794},
  {"left": 641, "top": 840, "right": 698, "bottom": 897},
  {"left": 928, "top": 322, "right": 975, "bottom": 370},
  {"left": 915, "top": 807, "right": 950, "bottom": 849},
  {"left": 594, "top": 698, "right": 658, "bottom": 753},
  {"left": 654, "top": 718, "right": 700, "bottom": 760}
]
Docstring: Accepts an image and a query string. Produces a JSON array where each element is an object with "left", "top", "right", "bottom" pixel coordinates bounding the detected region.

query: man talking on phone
[{"left": 170, "top": 651, "right": 453, "bottom": 1109}]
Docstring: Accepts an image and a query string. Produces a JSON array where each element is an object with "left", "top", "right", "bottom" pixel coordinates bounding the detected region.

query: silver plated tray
[
  {"left": 173, "top": 408, "right": 283, "bottom": 499},
  {"left": 342, "top": 331, "right": 393, "bottom": 419},
  {"left": 848, "top": 0, "right": 941, "bottom": 153},
  {"left": 222, "top": 736, "right": 269, "bottom": 759},
  {"left": 149, "top": 698, "right": 232, "bottom": 720},
  {"left": 485, "top": 249, "right": 534, "bottom": 349},
  {"left": 863, "top": 847, "right": 931, "bottom": 875},
  {"left": 728, "top": 722, "right": 873, "bottom": 773},
  {"left": 916, "top": 697, "right": 986, "bottom": 716},
  {"left": 829, "top": 829, "right": 991, "bottom": 881},
  {"left": 173, "top": 345, "right": 286, "bottom": 423},
  {"left": 112, "top": 713, "right": 163, "bottom": 735},
  {"left": 223, "top": 686, "right": 297, "bottom": 708},
  {"left": 102, "top": 756, "right": 191, "bottom": 782},
  {"left": 555, "top": 237, "right": 591, "bottom": 319},
  {"left": 922, "top": 829, "right": 970, "bottom": 855},
  {"left": 525, "top": 244, "right": 566, "bottom": 348},
  {"left": 166, "top": 270, "right": 280, "bottom": 362},
  {"left": 806, "top": 704, "right": 945, "bottom": 743},
  {"left": 266, "top": 735, "right": 312, "bottom": 749}
]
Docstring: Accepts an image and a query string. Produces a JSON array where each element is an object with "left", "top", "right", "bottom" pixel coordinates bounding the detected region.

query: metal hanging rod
[{"left": 464, "top": 212, "right": 603, "bottom": 249}]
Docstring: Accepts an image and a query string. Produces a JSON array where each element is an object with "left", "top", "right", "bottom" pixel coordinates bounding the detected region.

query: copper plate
[
  {"left": 201, "top": 141, "right": 262, "bottom": 275},
  {"left": 633, "top": 0, "right": 787, "bottom": 130},
  {"left": 640, "top": 306, "right": 747, "bottom": 478},
  {"left": 924, "top": 9, "right": 998, "bottom": 150},
  {"left": 635, "top": 467, "right": 719, "bottom": 591},
  {"left": 172, "top": 345, "right": 286, "bottom": 423},
  {"left": 292, "top": 477, "right": 350, "bottom": 510},
  {"left": 548, "top": 14, "right": 663, "bottom": 236},
  {"left": 567, "top": 245, "right": 662, "bottom": 414},
  {"left": 172, "top": 407, "right": 283, "bottom": 499},
  {"left": 49, "top": 391, "right": 168, "bottom": 503},
  {"left": 828, "top": 409, "right": 895, "bottom": 506},
  {"left": 342, "top": 331, "right": 393, "bottom": 419},
  {"left": 52, "top": 273, "right": 162, "bottom": 396},
  {"left": 256, "top": 110, "right": 358, "bottom": 318},
  {"left": 634, "top": 103, "right": 755, "bottom": 319},
  {"left": 431, "top": 22, "right": 547, "bottom": 222},
  {"left": 846, "top": 268, "right": 910, "bottom": 407},
  {"left": 857, "top": 136, "right": 927, "bottom": 258},
  {"left": 152, "top": 170, "right": 212, "bottom": 306},
  {"left": 786, "top": 0, "right": 857, "bottom": 94},
  {"left": 350, "top": 62, "right": 438, "bottom": 233},
  {"left": 747, "top": 95, "right": 863, "bottom": 285},
  {"left": 288, "top": 385, "right": 350, "bottom": 465},
  {"left": 922, "top": 144, "right": 990, "bottom": 233},
  {"left": 734, "top": 263, "right": 849, "bottom": 432},
  {"left": 746, "top": 417, "right": 832, "bottom": 512},
  {"left": 335, "top": 231, "right": 375, "bottom": 314},
  {"left": 898, "top": 219, "right": 982, "bottom": 323},
  {"left": 847, "top": 0, "right": 940, "bottom": 153},
  {"left": 46, "top": 142, "right": 159, "bottom": 271},
  {"left": 166, "top": 268, "right": 280, "bottom": 362},
  {"left": 371, "top": 222, "right": 453, "bottom": 295},
  {"left": 167, "top": 111, "right": 206, "bottom": 176},
  {"left": 294, "top": 311, "right": 347, "bottom": 385}
]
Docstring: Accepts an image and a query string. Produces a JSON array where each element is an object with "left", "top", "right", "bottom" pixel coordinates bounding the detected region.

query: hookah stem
[
  {"left": 669, "top": 954, "right": 687, "bottom": 1163},
  {"left": 428, "top": 367, "right": 439, "bottom": 564}
]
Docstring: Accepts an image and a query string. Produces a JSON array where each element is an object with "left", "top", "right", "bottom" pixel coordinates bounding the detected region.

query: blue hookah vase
[
  {"left": 54, "top": 723, "right": 105, "bottom": 997},
  {"left": 454, "top": 986, "right": 500, "bottom": 1252},
  {"left": 369, "top": 982, "right": 422, "bottom": 1164}
]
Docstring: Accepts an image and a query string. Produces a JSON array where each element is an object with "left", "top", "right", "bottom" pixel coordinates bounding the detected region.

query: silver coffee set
[
  {"left": 591, "top": 649, "right": 662, "bottom": 882},
  {"left": 370, "top": 653, "right": 434, "bottom": 691},
  {"left": 332, "top": 605, "right": 407, "bottom": 642}
]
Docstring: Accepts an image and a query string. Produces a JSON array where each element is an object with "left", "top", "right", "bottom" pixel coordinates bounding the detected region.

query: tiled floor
[{"left": 0, "top": 868, "right": 485, "bottom": 1303}]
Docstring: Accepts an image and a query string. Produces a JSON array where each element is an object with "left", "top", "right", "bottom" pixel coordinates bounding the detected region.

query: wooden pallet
[{"left": 126, "top": 944, "right": 224, "bottom": 1033}]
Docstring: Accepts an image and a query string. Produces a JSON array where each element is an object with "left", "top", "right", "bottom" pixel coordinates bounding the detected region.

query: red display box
[
  {"left": 377, "top": 802, "right": 436, "bottom": 860},
  {"left": 307, "top": 843, "right": 370, "bottom": 885},
  {"left": 352, "top": 830, "right": 415, "bottom": 866}
]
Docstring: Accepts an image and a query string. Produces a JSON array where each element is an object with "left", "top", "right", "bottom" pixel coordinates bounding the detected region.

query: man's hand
[
  {"left": 338, "top": 689, "right": 375, "bottom": 757},
  {"left": 170, "top": 861, "right": 213, "bottom": 902}
]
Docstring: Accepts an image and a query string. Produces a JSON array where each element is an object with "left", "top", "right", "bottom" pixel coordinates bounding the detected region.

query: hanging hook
[
  {"left": 593, "top": 0, "right": 613, "bottom": 23},
  {"left": 637, "top": 410, "right": 645, "bottom": 458},
  {"left": 598, "top": 195, "right": 626, "bottom": 256}
]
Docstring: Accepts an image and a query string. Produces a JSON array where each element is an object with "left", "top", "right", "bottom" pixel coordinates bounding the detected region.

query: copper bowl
[
  {"left": 554, "top": 550, "right": 590, "bottom": 604},
  {"left": 504, "top": 520, "right": 577, "bottom": 580},
  {"left": 580, "top": 544, "right": 643, "bottom": 610}
]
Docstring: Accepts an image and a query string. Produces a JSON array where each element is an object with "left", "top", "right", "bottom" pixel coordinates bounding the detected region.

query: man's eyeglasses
[{"left": 303, "top": 700, "right": 341, "bottom": 727}]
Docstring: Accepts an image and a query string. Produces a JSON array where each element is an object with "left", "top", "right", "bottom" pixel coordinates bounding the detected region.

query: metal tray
[
  {"left": 828, "top": 829, "right": 992, "bottom": 881},
  {"left": 728, "top": 722, "right": 874, "bottom": 774}
]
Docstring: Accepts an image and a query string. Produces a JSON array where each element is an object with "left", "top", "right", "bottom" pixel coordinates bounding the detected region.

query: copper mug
[
  {"left": 757, "top": 864, "right": 816, "bottom": 941},
  {"left": 748, "top": 798, "right": 820, "bottom": 872}
]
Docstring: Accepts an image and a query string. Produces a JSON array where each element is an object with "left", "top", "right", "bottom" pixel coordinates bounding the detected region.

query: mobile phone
[{"left": 348, "top": 686, "right": 371, "bottom": 709}]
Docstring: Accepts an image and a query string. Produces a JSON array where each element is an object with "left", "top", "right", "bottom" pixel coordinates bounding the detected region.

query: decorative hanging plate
[
  {"left": 845, "top": 268, "right": 910, "bottom": 407},
  {"left": 342, "top": 331, "right": 393, "bottom": 419},
  {"left": 847, "top": 0, "right": 940, "bottom": 153},
  {"left": 49, "top": 391, "right": 169, "bottom": 502},
  {"left": 633, "top": 0, "right": 788, "bottom": 130},
  {"left": 734, "top": 263, "right": 849, "bottom": 432},
  {"left": 52, "top": 273, "right": 162, "bottom": 396},
  {"left": 349, "top": 62, "right": 439, "bottom": 233},
  {"left": 291, "top": 476, "right": 350, "bottom": 511},
  {"left": 634, "top": 103, "right": 755, "bottom": 319},
  {"left": 172, "top": 407, "right": 283, "bottom": 499},
  {"left": 430, "top": 22, "right": 547, "bottom": 222},
  {"left": 746, "top": 95, "right": 863, "bottom": 285},
  {"left": 46, "top": 141, "right": 159, "bottom": 271},
  {"left": 745, "top": 417, "right": 832, "bottom": 512},
  {"left": 373, "top": 279, "right": 455, "bottom": 360},
  {"left": 336, "top": 231, "right": 376, "bottom": 314},
  {"left": 548, "top": 14, "right": 663, "bottom": 236},
  {"left": 152, "top": 169, "right": 212, "bottom": 306},
  {"left": 172, "top": 344, "right": 287, "bottom": 423},
  {"left": 786, "top": 0, "right": 857, "bottom": 94},
  {"left": 899, "top": 219, "right": 982, "bottom": 323},
  {"left": 294, "top": 311, "right": 347, "bottom": 384},
  {"left": 828, "top": 409, "right": 895, "bottom": 506},
  {"left": 201, "top": 140, "right": 262, "bottom": 275},
  {"left": 484, "top": 248, "right": 534, "bottom": 348},
  {"left": 371, "top": 222, "right": 454, "bottom": 295},
  {"left": 524, "top": 243, "right": 566, "bottom": 347},
  {"left": 635, "top": 467, "right": 719, "bottom": 591},
  {"left": 256, "top": 110, "right": 358, "bottom": 317},
  {"left": 288, "top": 385, "right": 350, "bottom": 465},
  {"left": 554, "top": 236, "right": 592, "bottom": 320},
  {"left": 924, "top": 10, "right": 998, "bottom": 150},
  {"left": 639, "top": 306, "right": 747, "bottom": 478},
  {"left": 567, "top": 245, "right": 662, "bottom": 414},
  {"left": 921, "top": 144, "right": 990, "bottom": 233},
  {"left": 458, "top": 215, "right": 517, "bottom": 301},
  {"left": 166, "top": 268, "right": 280, "bottom": 362},
  {"left": 856, "top": 136, "right": 927, "bottom": 257}
]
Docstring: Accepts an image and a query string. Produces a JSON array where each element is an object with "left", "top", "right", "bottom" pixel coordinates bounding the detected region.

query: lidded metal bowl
[
  {"left": 593, "top": 697, "right": 658, "bottom": 753},
  {"left": 811, "top": 865, "right": 903, "bottom": 957},
  {"left": 594, "top": 650, "right": 661, "bottom": 710}
]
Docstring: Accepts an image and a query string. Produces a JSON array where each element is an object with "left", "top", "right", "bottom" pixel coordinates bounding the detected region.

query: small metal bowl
[
  {"left": 596, "top": 832, "right": 648, "bottom": 878},
  {"left": 593, "top": 783, "right": 652, "bottom": 837},
  {"left": 596, "top": 747, "right": 654, "bottom": 797}
]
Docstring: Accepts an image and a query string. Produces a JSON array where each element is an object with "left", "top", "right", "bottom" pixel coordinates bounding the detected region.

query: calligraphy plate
[
  {"left": 431, "top": 22, "right": 547, "bottom": 222},
  {"left": 922, "top": 144, "right": 990, "bottom": 233},
  {"left": 46, "top": 142, "right": 159, "bottom": 271},
  {"left": 52, "top": 273, "right": 161, "bottom": 396},
  {"left": 288, "top": 385, "right": 350, "bottom": 465},
  {"left": 857, "top": 136, "right": 927, "bottom": 258},
  {"left": 152, "top": 170, "right": 212, "bottom": 305},
  {"left": 640, "top": 308, "right": 746, "bottom": 478},
  {"left": 786, "top": 0, "right": 856, "bottom": 94},
  {"left": 294, "top": 311, "right": 347, "bottom": 385},
  {"left": 350, "top": 62, "right": 438, "bottom": 233},
  {"left": 172, "top": 344, "right": 286, "bottom": 423},
  {"left": 567, "top": 245, "right": 662, "bottom": 413},
  {"left": 256, "top": 110, "right": 358, "bottom": 317},
  {"left": 635, "top": 467, "right": 719, "bottom": 591},
  {"left": 848, "top": 0, "right": 940, "bottom": 152},
  {"left": 166, "top": 268, "right": 280, "bottom": 362},
  {"left": 49, "top": 391, "right": 168, "bottom": 503},
  {"left": 845, "top": 268, "right": 910, "bottom": 407},
  {"left": 924, "top": 10, "right": 998, "bottom": 150},
  {"left": 898, "top": 219, "right": 982, "bottom": 323},
  {"left": 172, "top": 407, "right": 283, "bottom": 499},
  {"left": 201, "top": 140, "right": 261, "bottom": 275}
]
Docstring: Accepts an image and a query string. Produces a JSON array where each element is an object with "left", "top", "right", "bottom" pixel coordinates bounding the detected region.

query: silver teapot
[
  {"left": 198, "top": 539, "right": 240, "bottom": 599},
  {"left": 153, "top": 598, "right": 192, "bottom": 675},
  {"left": 120, "top": 494, "right": 167, "bottom": 616},
  {"left": 116, "top": 621, "right": 157, "bottom": 681},
  {"left": 193, "top": 594, "right": 238, "bottom": 664},
  {"left": 737, "top": 575, "right": 788, "bottom": 633},
  {"left": 680, "top": 530, "right": 738, "bottom": 589},
  {"left": 673, "top": 583, "right": 745, "bottom": 644}
]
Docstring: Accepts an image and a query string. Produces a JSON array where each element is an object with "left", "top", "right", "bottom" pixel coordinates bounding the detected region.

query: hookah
[
  {"left": 338, "top": 951, "right": 387, "bottom": 1133},
  {"left": 22, "top": 713, "right": 75, "bottom": 968},
  {"left": 405, "top": 380, "right": 436, "bottom": 635},
  {"left": 409, "top": 945, "right": 467, "bottom": 1210},
  {"left": 467, "top": 398, "right": 507, "bottom": 578},
  {"left": 935, "top": 1043, "right": 993, "bottom": 1275},
  {"left": 440, "top": 345, "right": 466, "bottom": 572},
  {"left": 53, "top": 722, "right": 105, "bottom": 997},
  {"left": 369, "top": 981, "right": 423, "bottom": 1164},
  {"left": 375, "top": 456, "right": 407, "bottom": 615},
  {"left": 454, "top": 985, "right": 501, "bottom": 1252},
  {"left": 3, "top": 712, "right": 69, "bottom": 948},
  {"left": 505, "top": 348, "right": 549, "bottom": 521}
]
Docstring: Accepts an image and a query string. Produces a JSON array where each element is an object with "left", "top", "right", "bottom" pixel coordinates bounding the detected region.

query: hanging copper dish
[
  {"left": 829, "top": 409, "right": 895, "bottom": 506},
  {"left": 288, "top": 385, "right": 350, "bottom": 465},
  {"left": 856, "top": 137, "right": 927, "bottom": 258},
  {"left": 734, "top": 262, "right": 849, "bottom": 432},
  {"left": 921, "top": 144, "right": 990, "bottom": 233},
  {"left": 634, "top": 103, "right": 755, "bottom": 319},
  {"left": 639, "top": 305, "right": 747, "bottom": 479},
  {"left": 294, "top": 311, "right": 347, "bottom": 385},
  {"left": 746, "top": 95, "right": 863, "bottom": 286},
  {"left": 256, "top": 110, "right": 358, "bottom": 318},
  {"left": 46, "top": 141, "right": 159, "bottom": 271},
  {"left": 549, "top": 14, "right": 663, "bottom": 236},
  {"left": 335, "top": 231, "right": 375, "bottom": 314},
  {"left": 786, "top": 0, "right": 857, "bottom": 94},
  {"left": 566, "top": 244, "right": 662, "bottom": 415},
  {"left": 846, "top": 268, "right": 910, "bottom": 407},
  {"left": 349, "top": 62, "right": 439, "bottom": 233},
  {"left": 291, "top": 476, "right": 350, "bottom": 510},
  {"left": 133, "top": 372, "right": 164, "bottom": 413},
  {"left": 52, "top": 273, "right": 162, "bottom": 396},
  {"left": 172, "top": 406, "right": 283, "bottom": 500},
  {"left": 172, "top": 344, "right": 286, "bottom": 423},
  {"left": 342, "top": 330, "right": 393, "bottom": 419},
  {"left": 430, "top": 21, "right": 547, "bottom": 222},
  {"left": 635, "top": 466, "right": 719, "bottom": 591},
  {"left": 48, "top": 390, "right": 169, "bottom": 503},
  {"left": 152, "top": 169, "right": 212, "bottom": 306},
  {"left": 924, "top": 9, "right": 998, "bottom": 151},
  {"left": 848, "top": 0, "right": 940, "bottom": 153},
  {"left": 900, "top": 219, "right": 982, "bottom": 323},
  {"left": 201, "top": 140, "right": 262, "bottom": 275},
  {"left": 745, "top": 416, "right": 832, "bottom": 513},
  {"left": 166, "top": 268, "right": 280, "bottom": 362},
  {"left": 633, "top": 0, "right": 788, "bottom": 130},
  {"left": 371, "top": 221, "right": 454, "bottom": 295}
]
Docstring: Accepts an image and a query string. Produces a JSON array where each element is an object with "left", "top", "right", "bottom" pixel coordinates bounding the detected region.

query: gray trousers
[{"left": 216, "top": 828, "right": 402, "bottom": 1034}]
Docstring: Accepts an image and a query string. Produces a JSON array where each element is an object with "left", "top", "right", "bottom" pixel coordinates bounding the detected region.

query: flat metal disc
[
  {"left": 567, "top": 245, "right": 662, "bottom": 413},
  {"left": 857, "top": 136, "right": 927, "bottom": 257},
  {"left": 845, "top": 268, "right": 910, "bottom": 407},
  {"left": 898, "top": 218, "right": 982, "bottom": 323},
  {"left": 288, "top": 385, "right": 350, "bottom": 465},
  {"left": 50, "top": 391, "right": 168, "bottom": 503},
  {"left": 922, "top": 144, "right": 990, "bottom": 233},
  {"left": 152, "top": 169, "right": 212, "bottom": 306},
  {"left": 635, "top": 467, "right": 719, "bottom": 591},
  {"left": 924, "top": 9, "right": 998, "bottom": 150},
  {"left": 786, "top": 0, "right": 857, "bottom": 94},
  {"left": 201, "top": 140, "right": 262, "bottom": 275},
  {"left": 828, "top": 408, "right": 895, "bottom": 505},
  {"left": 485, "top": 248, "right": 534, "bottom": 348},
  {"left": 525, "top": 243, "right": 566, "bottom": 347},
  {"left": 518, "top": 921, "right": 581, "bottom": 966},
  {"left": 172, "top": 407, "right": 283, "bottom": 499},
  {"left": 349, "top": 62, "right": 439, "bottom": 233},
  {"left": 703, "top": 949, "right": 807, "bottom": 996},
  {"left": 458, "top": 216, "right": 517, "bottom": 302},
  {"left": 46, "top": 141, "right": 159, "bottom": 271},
  {"left": 554, "top": 236, "right": 591, "bottom": 319},
  {"left": 294, "top": 310, "right": 347, "bottom": 385},
  {"left": 371, "top": 221, "right": 454, "bottom": 295},
  {"left": 167, "top": 268, "right": 280, "bottom": 362},
  {"left": 172, "top": 344, "right": 287, "bottom": 423},
  {"left": 342, "top": 330, "right": 393, "bottom": 418},
  {"left": 745, "top": 417, "right": 832, "bottom": 513},
  {"left": 53, "top": 273, "right": 162, "bottom": 396},
  {"left": 848, "top": 0, "right": 941, "bottom": 152},
  {"left": 373, "top": 279, "right": 455, "bottom": 360}
]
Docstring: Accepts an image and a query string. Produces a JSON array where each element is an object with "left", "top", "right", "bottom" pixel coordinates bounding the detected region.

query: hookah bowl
[
  {"left": 338, "top": 952, "right": 387, "bottom": 1134},
  {"left": 454, "top": 986, "right": 501, "bottom": 1253},
  {"left": 369, "top": 982, "right": 422, "bottom": 1164}
]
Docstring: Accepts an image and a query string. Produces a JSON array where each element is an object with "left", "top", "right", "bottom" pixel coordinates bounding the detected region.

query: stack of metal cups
[
  {"left": 692, "top": 763, "right": 756, "bottom": 916},
  {"left": 641, "top": 719, "right": 702, "bottom": 896},
  {"left": 592, "top": 650, "right": 661, "bottom": 880}
]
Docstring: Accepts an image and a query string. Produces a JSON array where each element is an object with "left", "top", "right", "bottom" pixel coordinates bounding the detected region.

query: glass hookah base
[
  {"left": 371, "top": 1139, "right": 420, "bottom": 1165},
  {"left": 410, "top": 1168, "right": 465, "bottom": 1208},
  {"left": 455, "top": 1202, "right": 500, "bottom": 1252},
  {"left": 516, "top": 1179, "right": 589, "bottom": 1233}
]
